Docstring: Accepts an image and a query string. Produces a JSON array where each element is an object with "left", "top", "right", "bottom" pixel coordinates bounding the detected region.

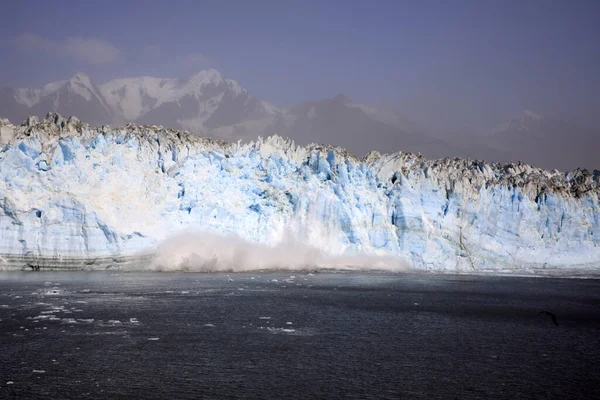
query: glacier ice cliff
[{"left": 0, "top": 113, "right": 599, "bottom": 273}]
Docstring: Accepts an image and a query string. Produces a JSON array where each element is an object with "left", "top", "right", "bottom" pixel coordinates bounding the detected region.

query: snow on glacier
[{"left": 0, "top": 114, "right": 598, "bottom": 272}]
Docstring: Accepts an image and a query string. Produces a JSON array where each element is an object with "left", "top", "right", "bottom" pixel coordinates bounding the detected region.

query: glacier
[{"left": 0, "top": 113, "right": 599, "bottom": 273}]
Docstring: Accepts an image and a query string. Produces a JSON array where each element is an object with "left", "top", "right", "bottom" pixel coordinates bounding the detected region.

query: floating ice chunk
[{"left": 264, "top": 327, "right": 296, "bottom": 334}]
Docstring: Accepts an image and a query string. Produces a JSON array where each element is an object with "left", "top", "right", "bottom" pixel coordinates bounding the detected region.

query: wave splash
[{"left": 137, "top": 231, "right": 409, "bottom": 272}]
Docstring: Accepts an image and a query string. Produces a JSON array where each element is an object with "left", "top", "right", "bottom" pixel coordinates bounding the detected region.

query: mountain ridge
[
  {"left": 487, "top": 110, "right": 599, "bottom": 171},
  {"left": 1, "top": 70, "right": 597, "bottom": 170},
  {"left": 0, "top": 71, "right": 442, "bottom": 159}
]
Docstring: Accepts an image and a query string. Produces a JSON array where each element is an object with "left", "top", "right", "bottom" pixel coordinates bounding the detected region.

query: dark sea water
[{"left": 0, "top": 271, "right": 599, "bottom": 399}]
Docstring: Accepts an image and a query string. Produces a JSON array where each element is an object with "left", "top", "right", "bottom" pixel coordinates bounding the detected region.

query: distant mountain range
[
  {"left": 1, "top": 73, "right": 113, "bottom": 128},
  {"left": 0, "top": 70, "right": 597, "bottom": 171},
  {"left": 0, "top": 70, "right": 276, "bottom": 133},
  {"left": 485, "top": 110, "right": 599, "bottom": 171}
]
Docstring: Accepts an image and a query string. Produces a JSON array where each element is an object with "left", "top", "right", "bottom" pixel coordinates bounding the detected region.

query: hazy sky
[{"left": 1, "top": 0, "right": 599, "bottom": 131}]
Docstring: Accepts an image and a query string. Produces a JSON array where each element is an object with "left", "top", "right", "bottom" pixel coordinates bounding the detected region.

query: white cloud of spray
[{"left": 138, "top": 230, "right": 409, "bottom": 272}]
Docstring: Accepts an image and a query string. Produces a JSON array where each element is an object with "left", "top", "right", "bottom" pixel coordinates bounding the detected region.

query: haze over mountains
[{"left": 0, "top": 69, "right": 597, "bottom": 172}]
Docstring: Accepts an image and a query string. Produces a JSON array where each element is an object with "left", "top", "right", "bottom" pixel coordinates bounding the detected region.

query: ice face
[{"left": 0, "top": 114, "right": 598, "bottom": 272}]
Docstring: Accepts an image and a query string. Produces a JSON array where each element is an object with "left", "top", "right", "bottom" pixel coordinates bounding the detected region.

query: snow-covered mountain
[
  {"left": 0, "top": 73, "right": 112, "bottom": 127},
  {"left": 1, "top": 72, "right": 598, "bottom": 169},
  {"left": 0, "top": 70, "right": 279, "bottom": 139},
  {"left": 2, "top": 72, "right": 438, "bottom": 157},
  {"left": 98, "top": 69, "right": 278, "bottom": 134},
  {"left": 0, "top": 70, "right": 480, "bottom": 159},
  {"left": 0, "top": 114, "right": 598, "bottom": 273},
  {"left": 487, "top": 110, "right": 599, "bottom": 171}
]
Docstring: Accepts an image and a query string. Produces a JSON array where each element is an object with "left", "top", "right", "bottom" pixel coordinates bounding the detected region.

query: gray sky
[{"left": 1, "top": 0, "right": 599, "bottom": 132}]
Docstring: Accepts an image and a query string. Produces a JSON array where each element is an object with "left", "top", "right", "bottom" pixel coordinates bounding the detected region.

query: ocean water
[{"left": 0, "top": 272, "right": 599, "bottom": 399}]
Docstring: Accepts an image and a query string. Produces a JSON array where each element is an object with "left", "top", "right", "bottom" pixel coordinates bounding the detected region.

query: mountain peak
[
  {"left": 491, "top": 110, "right": 545, "bottom": 135},
  {"left": 64, "top": 72, "right": 98, "bottom": 102},
  {"left": 188, "top": 69, "right": 224, "bottom": 86},
  {"left": 332, "top": 94, "right": 352, "bottom": 104},
  {"left": 69, "top": 72, "right": 93, "bottom": 87},
  {"left": 70, "top": 71, "right": 91, "bottom": 80}
]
